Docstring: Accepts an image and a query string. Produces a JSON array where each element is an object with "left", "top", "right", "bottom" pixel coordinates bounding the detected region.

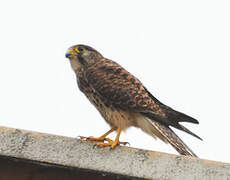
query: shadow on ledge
[
  {"left": 0, "top": 126, "right": 230, "bottom": 180},
  {"left": 0, "top": 156, "right": 139, "bottom": 180}
]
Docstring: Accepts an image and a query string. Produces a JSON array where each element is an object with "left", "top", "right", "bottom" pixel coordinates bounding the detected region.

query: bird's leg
[
  {"left": 79, "top": 127, "right": 116, "bottom": 142},
  {"left": 97, "top": 128, "right": 128, "bottom": 148}
]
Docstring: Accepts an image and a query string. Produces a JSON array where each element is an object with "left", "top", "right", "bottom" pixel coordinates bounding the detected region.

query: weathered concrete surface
[{"left": 0, "top": 126, "right": 229, "bottom": 180}]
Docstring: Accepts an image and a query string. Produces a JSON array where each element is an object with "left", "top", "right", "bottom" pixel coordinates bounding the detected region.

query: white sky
[{"left": 0, "top": 0, "right": 230, "bottom": 163}]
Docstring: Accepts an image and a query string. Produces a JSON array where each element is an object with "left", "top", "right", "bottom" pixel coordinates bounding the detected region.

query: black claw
[
  {"left": 93, "top": 144, "right": 97, "bottom": 149},
  {"left": 86, "top": 136, "right": 94, "bottom": 141}
]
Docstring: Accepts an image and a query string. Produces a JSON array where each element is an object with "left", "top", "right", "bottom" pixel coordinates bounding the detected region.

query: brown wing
[
  {"left": 85, "top": 59, "right": 164, "bottom": 116},
  {"left": 85, "top": 58, "right": 202, "bottom": 140}
]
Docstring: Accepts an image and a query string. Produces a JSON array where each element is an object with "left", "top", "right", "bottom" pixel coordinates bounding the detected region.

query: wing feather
[
  {"left": 86, "top": 59, "right": 201, "bottom": 140},
  {"left": 86, "top": 59, "right": 163, "bottom": 115}
]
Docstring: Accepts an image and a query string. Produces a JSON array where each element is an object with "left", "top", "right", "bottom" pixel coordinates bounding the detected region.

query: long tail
[
  {"left": 138, "top": 117, "right": 198, "bottom": 157},
  {"left": 141, "top": 111, "right": 202, "bottom": 141},
  {"left": 149, "top": 119, "right": 198, "bottom": 157}
]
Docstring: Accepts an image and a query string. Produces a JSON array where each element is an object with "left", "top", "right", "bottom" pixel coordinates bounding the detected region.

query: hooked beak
[
  {"left": 65, "top": 48, "right": 76, "bottom": 59},
  {"left": 65, "top": 52, "right": 71, "bottom": 58}
]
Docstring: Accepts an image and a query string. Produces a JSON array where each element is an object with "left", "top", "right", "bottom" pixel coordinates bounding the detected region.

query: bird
[{"left": 65, "top": 44, "right": 202, "bottom": 157}]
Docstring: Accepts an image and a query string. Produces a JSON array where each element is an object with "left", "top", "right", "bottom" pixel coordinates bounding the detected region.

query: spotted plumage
[{"left": 65, "top": 44, "right": 202, "bottom": 157}]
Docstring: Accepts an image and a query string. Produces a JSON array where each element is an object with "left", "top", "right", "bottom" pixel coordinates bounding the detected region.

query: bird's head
[{"left": 65, "top": 44, "right": 103, "bottom": 70}]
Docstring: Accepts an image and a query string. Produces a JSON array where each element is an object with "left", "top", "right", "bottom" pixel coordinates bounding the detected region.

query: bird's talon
[
  {"left": 111, "top": 143, "right": 117, "bottom": 149},
  {"left": 76, "top": 135, "right": 81, "bottom": 139},
  {"left": 121, "top": 141, "right": 130, "bottom": 146},
  {"left": 78, "top": 136, "right": 107, "bottom": 142},
  {"left": 86, "top": 136, "right": 92, "bottom": 140},
  {"left": 79, "top": 136, "right": 88, "bottom": 140},
  {"left": 77, "top": 128, "right": 124, "bottom": 149}
]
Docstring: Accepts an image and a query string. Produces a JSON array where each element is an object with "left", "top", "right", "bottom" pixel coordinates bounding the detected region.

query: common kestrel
[{"left": 65, "top": 44, "right": 202, "bottom": 157}]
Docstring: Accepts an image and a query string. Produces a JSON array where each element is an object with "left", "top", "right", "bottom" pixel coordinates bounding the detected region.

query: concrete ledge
[{"left": 0, "top": 126, "right": 230, "bottom": 180}]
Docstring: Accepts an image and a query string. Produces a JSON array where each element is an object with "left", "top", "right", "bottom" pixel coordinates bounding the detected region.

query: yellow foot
[
  {"left": 79, "top": 136, "right": 106, "bottom": 142},
  {"left": 79, "top": 128, "right": 117, "bottom": 143},
  {"left": 79, "top": 128, "right": 128, "bottom": 149},
  {"left": 96, "top": 138, "right": 129, "bottom": 149}
]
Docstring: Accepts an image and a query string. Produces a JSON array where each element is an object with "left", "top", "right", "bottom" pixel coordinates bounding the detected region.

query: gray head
[{"left": 65, "top": 44, "right": 103, "bottom": 70}]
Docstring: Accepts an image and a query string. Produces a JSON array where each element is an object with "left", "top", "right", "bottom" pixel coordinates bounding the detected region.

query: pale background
[{"left": 0, "top": 0, "right": 230, "bottom": 163}]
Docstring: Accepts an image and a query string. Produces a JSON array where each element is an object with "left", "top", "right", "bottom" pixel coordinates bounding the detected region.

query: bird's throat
[{"left": 69, "top": 59, "right": 83, "bottom": 71}]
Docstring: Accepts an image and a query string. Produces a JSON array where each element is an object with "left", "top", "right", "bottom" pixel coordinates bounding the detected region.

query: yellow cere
[{"left": 68, "top": 48, "right": 74, "bottom": 55}]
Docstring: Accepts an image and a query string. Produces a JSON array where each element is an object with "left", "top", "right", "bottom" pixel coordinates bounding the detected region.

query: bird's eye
[
  {"left": 75, "top": 46, "right": 85, "bottom": 53},
  {"left": 78, "top": 47, "right": 84, "bottom": 51}
]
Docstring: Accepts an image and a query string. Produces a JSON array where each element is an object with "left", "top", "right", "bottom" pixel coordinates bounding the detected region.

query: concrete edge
[{"left": 0, "top": 126, "right": 229, "bottom": 180}]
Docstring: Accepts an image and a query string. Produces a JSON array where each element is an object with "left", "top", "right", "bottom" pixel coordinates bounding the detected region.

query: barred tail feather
[
  {"left": 146, "top": 118, "right": 198, "bottom": 157},
  {"left": 137, "top": 116, "right": 198, "bottom": 157}
]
